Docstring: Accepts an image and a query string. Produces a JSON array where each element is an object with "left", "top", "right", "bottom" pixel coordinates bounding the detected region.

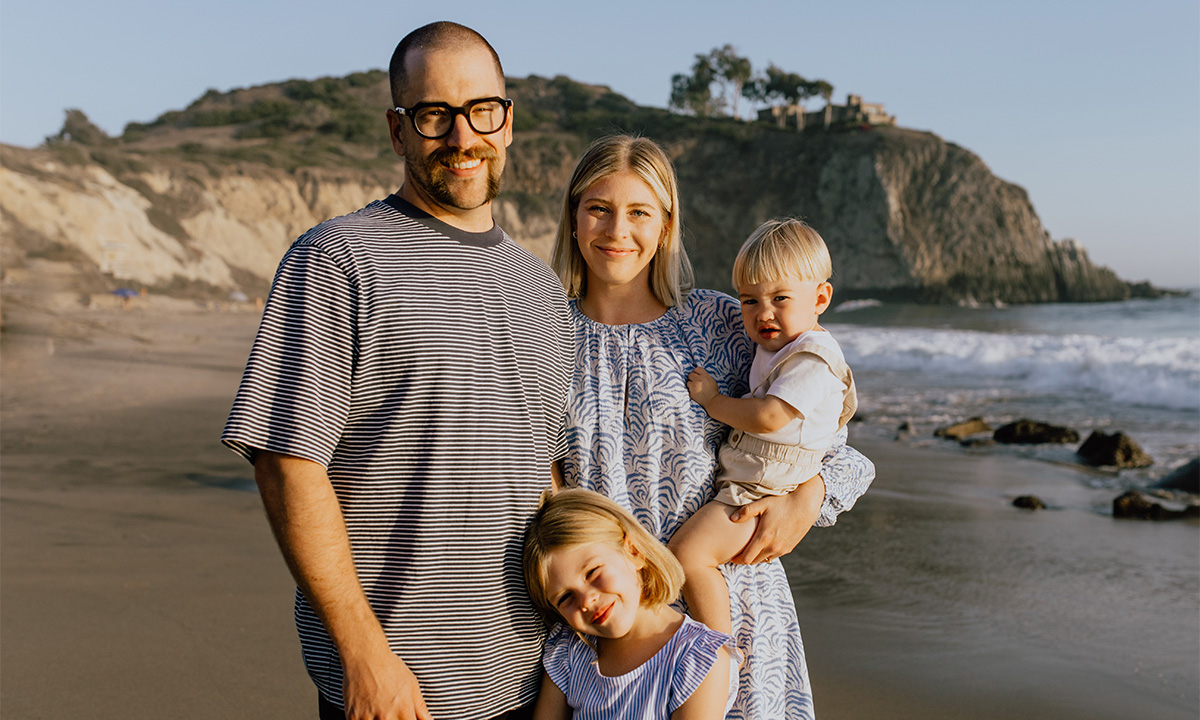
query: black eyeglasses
[{"left": 394, "top": 97, "right": 513, "bottom": 139}]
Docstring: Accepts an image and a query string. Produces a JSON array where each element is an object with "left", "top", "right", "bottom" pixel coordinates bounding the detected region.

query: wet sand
[{"left": 2, "top": 300, "right": 1196, "bottom": 719}]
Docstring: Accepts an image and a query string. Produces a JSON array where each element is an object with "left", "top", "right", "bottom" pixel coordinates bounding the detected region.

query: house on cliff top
[{"left": 759, "top": 94, "right": 896, "bottom": 130}]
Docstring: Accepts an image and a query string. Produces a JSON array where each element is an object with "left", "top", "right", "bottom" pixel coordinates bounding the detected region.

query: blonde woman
[{"left": 552, "top": 135, "right": 874, "bottom": 719}]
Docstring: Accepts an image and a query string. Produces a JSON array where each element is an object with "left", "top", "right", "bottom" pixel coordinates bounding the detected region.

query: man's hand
[
  {"left": 342, "top": 651, "right": 433, "bottom": 720},
  {"left": 730, "top": 473, "right": 824, "bottom": 564},
  {"left": 687, "top": 367, "right": 720, "bottom": 406}
]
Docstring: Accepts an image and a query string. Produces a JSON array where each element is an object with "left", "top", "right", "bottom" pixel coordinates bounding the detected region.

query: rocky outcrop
[
  {"left": 1153, "top": 459, "right": 1200, "bottom": 493},
  {"left": 0, "top": 75, "right": 1152, "bottom": 305},
  {"left": 993, "top": 419, "right": 1080, "bottom": 445},
  {"left": 1077, "top": 431, "right": 1153, "bottom": 469},
  {"left": 666, "top": 126, "right": 1134, "bottom": 302},
  {"left": 1112, "top": 490, "right": 1200, "bottom": 520}
]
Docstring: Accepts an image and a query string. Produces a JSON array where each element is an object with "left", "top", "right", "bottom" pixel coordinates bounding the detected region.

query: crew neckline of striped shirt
[{"left": 382, "top": 193, "right": 505, "bottom": 248}]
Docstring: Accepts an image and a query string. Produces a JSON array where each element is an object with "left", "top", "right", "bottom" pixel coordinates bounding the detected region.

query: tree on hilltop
[
  {"left": 744, "top": 64, "right": 827, "bottom": 107},
  {"left": 47, "top": 109, "right": 110, "bottom": 146},
  {"left": 670, "top": 49, "right": 835, "bottom": 124},
  {"left": 670, "top": 45, "right": 753, "bottom": 118},
  {"left": 670, "top": 54, "right": 720, "bottom": 117}
]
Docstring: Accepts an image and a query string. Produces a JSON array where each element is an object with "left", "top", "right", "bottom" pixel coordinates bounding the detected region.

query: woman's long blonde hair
[
  {"left": 551, "top": 135, "right": 694, "bottom": 308},
  {"left": 523, "top": 488, "right": 685, "bottom": 626}
]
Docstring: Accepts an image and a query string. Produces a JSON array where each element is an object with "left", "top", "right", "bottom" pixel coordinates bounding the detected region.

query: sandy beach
[{"left": 2, "top": 298, "right": 1196, "bottom": 719}]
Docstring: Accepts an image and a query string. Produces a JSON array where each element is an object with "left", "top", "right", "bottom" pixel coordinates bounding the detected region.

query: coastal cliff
[{"left": 0, "top": 73, "right": 1149, "bottom": 306}]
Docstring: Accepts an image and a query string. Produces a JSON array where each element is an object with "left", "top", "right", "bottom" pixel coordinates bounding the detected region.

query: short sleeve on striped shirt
[{"left": 222, "top": 242, "right": 356, "bottom": 467}]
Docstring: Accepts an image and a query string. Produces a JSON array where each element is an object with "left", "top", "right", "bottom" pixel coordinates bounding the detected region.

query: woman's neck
[
  {"left": 595, "top": 604, "right": 683, "bottom": 677},
  {"left": 577, "top": 282, "right": 669, "bottom": 326}
]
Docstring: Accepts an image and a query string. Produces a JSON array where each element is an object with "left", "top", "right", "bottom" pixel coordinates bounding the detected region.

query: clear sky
[{"left": 2, "top": 0, "right": 1197, "bottom": 288}]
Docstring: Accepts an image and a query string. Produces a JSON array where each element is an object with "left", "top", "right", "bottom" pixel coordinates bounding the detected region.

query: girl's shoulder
[{"left": 543, "top": 624, "right": 594, "bottom": 672}]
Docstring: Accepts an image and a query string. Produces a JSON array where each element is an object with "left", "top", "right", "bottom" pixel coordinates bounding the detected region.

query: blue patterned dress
[{"left": 561, "top": 289, "right": 874, "bottom": 719}]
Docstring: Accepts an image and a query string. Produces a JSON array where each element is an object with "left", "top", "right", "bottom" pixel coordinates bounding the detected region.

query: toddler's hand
[{"left": 687, "top": 367, "right": 719, "bottom": 406}]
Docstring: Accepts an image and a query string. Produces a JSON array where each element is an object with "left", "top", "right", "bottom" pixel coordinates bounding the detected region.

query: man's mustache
[{"left": 428, "top": 146, "right": 498, "bottom": 165}]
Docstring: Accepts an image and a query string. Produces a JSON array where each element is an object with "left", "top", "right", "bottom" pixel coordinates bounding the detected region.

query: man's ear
[
  {"left": 814, "top": 281, "right": 833, "bottom": 315},
  {"left": 503, "top": 104, "right": 514, "bottom": 148},
  {"left": 386, "top": 108, "right": 406, "bottom": 158}
]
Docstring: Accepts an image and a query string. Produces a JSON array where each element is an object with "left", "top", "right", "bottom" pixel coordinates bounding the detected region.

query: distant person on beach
[
  {"left": 524, "top": 488, "right": 738, "bottom": 718},
  {"left": 670, "top": 218, "right": 858, "bottom": 638},
  {"left": 552, "top": 134, "right": 874, "bottom": 717},
  {"left": 222, "top": 21, "right": 571, "bottom": 720}
]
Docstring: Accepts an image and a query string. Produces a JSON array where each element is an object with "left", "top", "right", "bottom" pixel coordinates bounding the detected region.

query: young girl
[
  {"left": 524, "top": 488, "right": 738, "bottom": 719},
  {"left": 669, "top": 218, "right": 858, "bottom": 636}
]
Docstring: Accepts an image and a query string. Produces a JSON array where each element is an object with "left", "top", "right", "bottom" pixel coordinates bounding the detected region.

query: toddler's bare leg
[{"left": 668, "top": 501, "right": 758, "bottom": 635}]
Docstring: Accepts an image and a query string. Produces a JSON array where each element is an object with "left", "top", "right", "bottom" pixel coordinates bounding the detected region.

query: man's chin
[{"left": 428, "top": 179, "right": 500, "bottom": 212}]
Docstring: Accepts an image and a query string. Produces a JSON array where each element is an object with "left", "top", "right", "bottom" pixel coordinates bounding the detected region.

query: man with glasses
[{"left": 223, "top": 21, "right": 572, "bottom": 720}]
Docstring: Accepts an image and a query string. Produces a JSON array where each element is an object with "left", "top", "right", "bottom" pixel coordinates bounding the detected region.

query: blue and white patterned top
[
  {"left": 562, "top": 289, "right": 874, "bottom": 719},
  {"left": 543, "top": 615, "right": 737, "bottom": 719}
]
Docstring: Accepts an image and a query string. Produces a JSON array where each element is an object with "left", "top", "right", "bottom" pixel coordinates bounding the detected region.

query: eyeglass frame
[{"left": 393, "top": 97, "right": 514, "bottom": 140}]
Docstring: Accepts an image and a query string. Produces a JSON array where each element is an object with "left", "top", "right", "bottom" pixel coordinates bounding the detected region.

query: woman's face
[{"left": 574, "top": 171, "right": 668, "bottom": 295}]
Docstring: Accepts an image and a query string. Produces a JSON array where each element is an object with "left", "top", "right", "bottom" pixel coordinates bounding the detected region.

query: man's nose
[{"left": 444, "top": 112, "right": 479, "bottom": 147}]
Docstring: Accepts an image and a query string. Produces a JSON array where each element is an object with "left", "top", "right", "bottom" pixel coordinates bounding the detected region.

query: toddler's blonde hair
[{"left": 733, "top": 218, "right": 832, "bottom": 288}]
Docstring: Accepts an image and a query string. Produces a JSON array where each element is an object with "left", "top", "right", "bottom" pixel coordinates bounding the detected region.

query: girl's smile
[{"left": 543, "top": 540, "right": 646, "bottom": 639}]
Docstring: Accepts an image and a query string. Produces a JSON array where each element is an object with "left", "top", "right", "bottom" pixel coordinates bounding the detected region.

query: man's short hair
[{"left": 389, "top": 21, "right": 505, "bottom": 106}]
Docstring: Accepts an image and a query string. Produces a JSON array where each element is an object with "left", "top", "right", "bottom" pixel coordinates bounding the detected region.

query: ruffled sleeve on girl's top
[
  {"left": 542, "top": 624, "right": 588, "bottom": 695},
  {"left": 668, "top": 616, "right": 741, "bottom": 714}
]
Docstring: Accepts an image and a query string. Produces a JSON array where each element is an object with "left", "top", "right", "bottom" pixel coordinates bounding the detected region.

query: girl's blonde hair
[
  {"left": 732, "top": 218, "right": 832, "bottom": 289},
  {"left": 523, "top": 488, "right": 684, "bottom": 625},
  {"left": 551, "top": 135, "right": 694, "bottom": 308}
]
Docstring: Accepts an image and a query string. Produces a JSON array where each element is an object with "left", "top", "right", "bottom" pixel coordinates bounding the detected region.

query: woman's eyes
[{"left": 584, "top": 205, "right": 654, "bottom": 219}]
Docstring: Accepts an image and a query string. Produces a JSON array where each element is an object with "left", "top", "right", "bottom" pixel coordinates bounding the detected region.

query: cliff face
[
  {"left": 1, "top": 81, "right": 1139, "bottom": 307},
  {"left": 666, "top": 126, "right": 1130, "bottom": 302}
]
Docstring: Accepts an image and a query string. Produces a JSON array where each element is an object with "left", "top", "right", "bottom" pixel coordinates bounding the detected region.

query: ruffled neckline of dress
[{"left": 568, "top": 297, "right": 686, "bottom": 332}]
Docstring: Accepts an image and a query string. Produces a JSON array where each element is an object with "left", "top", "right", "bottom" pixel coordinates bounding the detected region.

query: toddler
[{"left": 669, "top": 218, "right": 858, "bottom": 635}]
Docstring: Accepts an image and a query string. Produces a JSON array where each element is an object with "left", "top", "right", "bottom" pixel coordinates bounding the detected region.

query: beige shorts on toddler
[{"left": 713, "top": 429, "right": 828, "bottom": 506}]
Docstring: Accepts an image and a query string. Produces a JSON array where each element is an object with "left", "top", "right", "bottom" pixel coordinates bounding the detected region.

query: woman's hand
[{"left": 729, "top": 473, "right": 825, "bottom": 564}]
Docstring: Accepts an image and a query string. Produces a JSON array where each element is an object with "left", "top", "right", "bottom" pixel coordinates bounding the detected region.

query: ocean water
[{"left": 827, "top": 292, "right": 1200, "bottom": 488}]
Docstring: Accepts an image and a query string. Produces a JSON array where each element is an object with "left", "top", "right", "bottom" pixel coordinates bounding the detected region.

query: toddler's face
[
  {"left": 543, "top": 541, "right": 645, "bottom": 640},
  {"left": 738, "top": 277, "right": 832, "bottom": 352}
]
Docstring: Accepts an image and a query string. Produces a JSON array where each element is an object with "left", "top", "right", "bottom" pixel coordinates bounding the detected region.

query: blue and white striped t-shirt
[{"left": 544, "top": 615, "right": 738, "bottom": 718}]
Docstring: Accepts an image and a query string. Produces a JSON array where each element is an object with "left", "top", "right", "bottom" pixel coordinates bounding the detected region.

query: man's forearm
[{"left": 254, "top": 451, "right": 391, "bottom": 663}]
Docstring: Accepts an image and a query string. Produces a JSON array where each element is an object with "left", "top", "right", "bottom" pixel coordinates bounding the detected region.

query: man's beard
[{"left": 406, "top": 145, "right": 502, "bottom": 211}]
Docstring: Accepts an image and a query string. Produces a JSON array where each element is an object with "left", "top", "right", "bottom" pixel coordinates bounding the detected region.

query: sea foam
[{"left": 829, "top": 325, "right": 1200, "bottom": 411}]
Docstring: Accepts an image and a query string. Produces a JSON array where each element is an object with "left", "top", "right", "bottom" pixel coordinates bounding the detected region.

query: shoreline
[{"left": 2, "top": 302, "right": 1196, "bottom": 718}]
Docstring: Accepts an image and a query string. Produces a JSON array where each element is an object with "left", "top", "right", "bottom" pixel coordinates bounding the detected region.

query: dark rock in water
[
  {"left": 1077, "top": 431, "right": 1153, "bottom": 468},
  {"left": 961, "top": 436, "right": 994, "bottom": 448},
  {"left": 993, "top": 419, "right": 1080, "bottom": 444},
  {"left": 895, "top": 421, "right": 915, "bottom": 441},
  {"left": 1112, "top": 490, "right": 1200, "bottom": 520},
  {"left": 1152, "top": 458, "right": 1200, "bottom": 493},
  {"left": 1012, "top": 495, "right": 1046, "bottom": 510},
  {"left": 935, "top": 417, "right": 992, "bottom": 441}
]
